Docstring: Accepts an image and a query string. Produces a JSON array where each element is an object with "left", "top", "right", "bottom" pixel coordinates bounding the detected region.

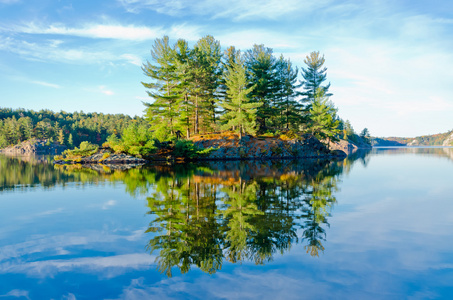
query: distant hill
[{"left": 373, "top": 130, "right": 453, "bottom": 146}]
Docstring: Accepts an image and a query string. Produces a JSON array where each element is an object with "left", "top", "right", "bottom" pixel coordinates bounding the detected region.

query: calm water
[{"left": 1, "top": 148, "right": 453, "bottom": 299}]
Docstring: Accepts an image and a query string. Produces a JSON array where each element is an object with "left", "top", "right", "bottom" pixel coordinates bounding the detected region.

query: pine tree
[
  {"left": 58, "top": 129, "right": 65, "bottom": 145},
  {"left": 301, "top": 51, "right": 332, "bottom": 105},
  {"left": 173, "top": 39, "right": 193, "bottom": 138},
  {"left": 67, "top": 133, "right": 74, "bottom": 148},
  {"left": 360, "top": 128, "right": 371, "bottom": 145},
  {"left": 220, "top": 58, "right": 262, "bottom": 138},
  {"left": 309, "top": 89, "right": 340, "bottom": 145},
  {"left": 142, "top": 36, "right": 181, "bottom": 140},
  {"left": 245, "top": 44, "right": 278, "bottom": 130},
  {"left": 274, "top": 56, "right": 302, "bottom": 129},
  {"left": 18, "top": 117, "right": 33, "bottom": 141},
  {"left": 194, "top": 35, "right": 222, "bottom": 133},
  {"left": 219, "top": 46, "right": 241, "bottom": 114}
]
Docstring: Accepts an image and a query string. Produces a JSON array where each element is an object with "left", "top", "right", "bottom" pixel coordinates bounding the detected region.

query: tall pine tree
[
  {"left": 142, "top": 36, "right": 181, "bottom": 140},
  {"left": 274, "top": 56, "right": 302, "bottom": 129},
  {"left": 220, "top": 58, "right": 262, "bottom": 138},
  {"left": 245, "top": 44, "right": 277, "bottom": 130},
  {"left": 301, "top": 51, "right": 332, "bottom": 105},
  {"left": 309, "top": 88, "right": 340, "bottom": 145}
]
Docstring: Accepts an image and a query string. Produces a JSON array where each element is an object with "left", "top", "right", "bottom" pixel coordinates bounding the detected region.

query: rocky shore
[
  {"left": 0, "top": 139, "right": 67, "bottom": 155},
  {"left": 442, "top": 132, "right": 453, "bottom": 146},
  {"left": 193, "top": 134, "right": 347, "bottom": 160},
  {"left": 2, "top": 134, "right": 366, "bottom": 166},
  {"left": 54, "top": 150, "right": 147, "bottom": 165},
  {"left": 328, "top": 138, "right": 372, "bottom": 154}
]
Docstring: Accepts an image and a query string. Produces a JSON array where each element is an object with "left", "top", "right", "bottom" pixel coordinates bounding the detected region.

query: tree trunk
[{"left": 195, "top": 95, "right": 199, "bottom": 134}]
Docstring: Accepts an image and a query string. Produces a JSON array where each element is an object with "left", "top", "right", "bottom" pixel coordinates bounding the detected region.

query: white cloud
[
  {"left": 14, "top": 23, "right": 163, "bottom": 41},
  {"left": 0, "top": 229, "right": 145, "bottom": 262},
  {"left": 216, "top": 29, "right": 299, "bottom": 50},
  {"left": 30, "top": 80, "right": 61, "bottom": 89},
  {"left": 0, "top": 36, "right": 138, "bottom": 65},
  {"left": 4, "top": 74, "right": 63, "bottom": 90},
  {"left": 168, "top": 24, "right": 202, "bottom": 42},
  {"left": 118, "top": 0, "right": 333, "bottom": 21},
  {"left": 1, "top": 254, "right": 156, "bottom": 278},
  {"left": 0, "top": 290, "right": 30, "bottom": 300},
  {"left": 120, "top": 54, "right": 142, "bottom": 66},
  {"left": 116, "top": 269, "right": 335, "bottom": 300},
  {"left": 102, "top": 200, "right": 117, "bottom": 210},
  {"left": 99, "top": 86, "right": 114, "bottom": 96}
]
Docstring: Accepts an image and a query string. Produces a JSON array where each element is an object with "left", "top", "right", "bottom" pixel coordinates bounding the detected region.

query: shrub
[
  {"left": 173, "top": 140, "right": 216, "bottom": 159},
  {"left": 280, "top": 130, "right": 298, "bottom": 141},
  {"left": 99, "top": 152, "right": 110, "bottom": 162},
  {"left": 62, "top": 141, "right": 98, "bottom": 158},
  {"left": 103, "top": 134, "right": 120, "bottom": 148}
]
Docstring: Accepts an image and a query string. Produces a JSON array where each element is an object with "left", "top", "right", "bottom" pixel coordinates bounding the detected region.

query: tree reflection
[
  {"left": 0, "top": 152, "right": 376, "bottom": 276},
  {"left": 145, "top": 174, "right": 223, "bottom": 276},
  {"left": 142, "top": 159, "right": 349, "bottom": 277}
]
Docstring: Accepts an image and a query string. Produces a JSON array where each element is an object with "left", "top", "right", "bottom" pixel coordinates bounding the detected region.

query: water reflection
[
  {"left": 141, "top": 159, "right": 347, "bottom": 277},
  {"left": 0, "top": 152, "right": 374, "bottom": 277},
  {"left": 373, "top": 146, "right": 453, "bottom": 158}
]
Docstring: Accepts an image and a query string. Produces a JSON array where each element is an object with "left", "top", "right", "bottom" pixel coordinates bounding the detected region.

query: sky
[{"left": 0, "top": 0, "right": 452, "bottom": 137}]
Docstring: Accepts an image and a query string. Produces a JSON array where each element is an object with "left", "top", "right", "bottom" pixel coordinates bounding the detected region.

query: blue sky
[{"left": 0, "top": 0, "right": 452, "bottom": 137}]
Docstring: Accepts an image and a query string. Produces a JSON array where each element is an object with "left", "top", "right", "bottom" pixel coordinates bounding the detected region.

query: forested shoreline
[
  {"left": 0, "top": 108, "right": 146, "bottom": 149},
  {"left": 141, "top": 35, "right": 363, "bottom": 143},
  {"left": 1, "top": 35, "right": 374, "bottom": 158}
]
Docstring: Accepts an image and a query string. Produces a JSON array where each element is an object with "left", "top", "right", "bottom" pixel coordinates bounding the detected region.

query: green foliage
[
  {"left": 301, "top": 51, "right": 332, "bottom": 103},
  {"left": 142, "top": 35, "right": 222, "bottom": 137},
  {"left": 104, "top": 133, "right": 120, "bottom": 148},
  {"left": 62, "top": 141, "right": 99, "bottom": 158},
  {"left": 100, "top": 152, "right": 110, "bottom": 161},
  {"left": 220, "top": 57, "right": 262, "bottom": 138},
  {"left": 139, "top": 35, "right": 366, "bottom": 146},
  {"left": 112, "top": 123, "right": 156, "bottom": 157},
  {"left": 173, "top": 139, "right": 216, "bottom": 159},
  {"left": 309, "top": 89, "right": 340, "bottom": 143},
  {"left": 142, "top": 36, "right": 182, "bottom": 136},
  {"left": 360, "top": 128, "right": 371, "bottom": 145},
  {"left": 244, "top": 44, "right": 278, "bottom": 129},
  {"left": 274, "top": 56, "right": 303, "bottom": 129},
  {"left": 0, "top": 107, "right": 143, "bottom": 149},
  {"left": 279, "top": 130, "right": 298, "bottom": 140}
]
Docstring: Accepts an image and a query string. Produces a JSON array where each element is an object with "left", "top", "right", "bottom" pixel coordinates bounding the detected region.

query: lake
[{"left": 1, "top": 147, "right": 453, "bottom": 299}]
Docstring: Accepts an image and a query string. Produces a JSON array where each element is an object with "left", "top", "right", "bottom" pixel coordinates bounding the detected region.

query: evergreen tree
[
  {"left": 360, "top": 128, "right": 371, "bottom": 145},
  {"left": 18, "top": 117, "right": 33, "bottom": 141},
  {"left": 301, "top": 51, "right": 332, "bottom": 105},
  {"left": 245, "top": 44, "right": 278, "bottom": 130},
  {"left": 58, "top": 129, "right": 65, "bottom": 145},
  {"left": 220, "top": 58, "right": 262, "bottom": 138},
  {"left": 173, "top": 39, "right": 193, "bottom": 138},
  {"left": 67, "top": 133, "right": 74, "bottom": 148},
  {"left": 274, "top": 56, "right": 302, "bottom": 129},
  {"left": 219, "top": 46, "right": 241, "bottom": 114},
  {"left": 342, "top": 120, "right": 354, "bottom": 140},
  {"left": 309, "top": 89, "right": 340, "bottom": 145},
  {"left": 142, "top": 36, "right": 181, "bottom": 140},
  {"left": 193, "top": 35, "right": 222, "bottom": 132}
]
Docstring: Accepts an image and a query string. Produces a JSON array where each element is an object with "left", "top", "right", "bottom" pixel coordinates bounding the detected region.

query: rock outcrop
[
  {"left": 0, "top": 139, "right": 67, "bottom": 155},
  {"left": 407, "top": 139, "right": 419, "bottom": 146},
  {"left": 54, "top": 150, "right": 147, "bottom": 165},
  {"left": 328, "top": 138, "right": 372, "bottom": 154},
  {"left": 442, "top": 132, "right": 453, "bottom": 146},
  {"left": 194, "top": 134, "right": 346, "bottom": 160}
]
